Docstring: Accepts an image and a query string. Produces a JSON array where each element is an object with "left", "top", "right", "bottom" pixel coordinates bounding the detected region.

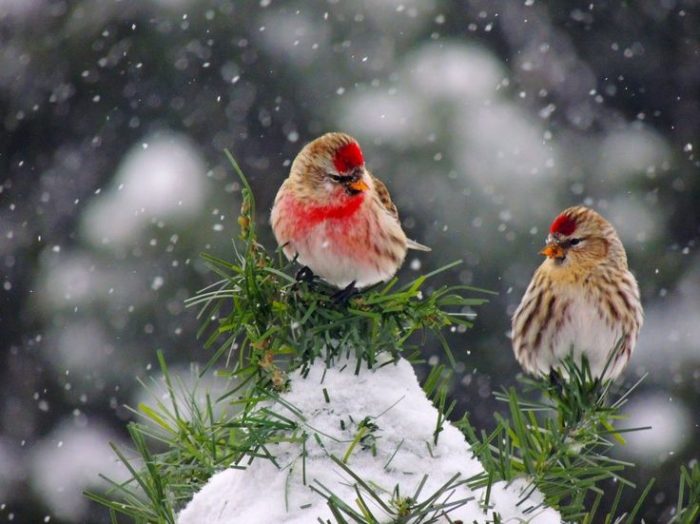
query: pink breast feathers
[{"left": 287, "top": 192, "right": 367, "bottom": 234}]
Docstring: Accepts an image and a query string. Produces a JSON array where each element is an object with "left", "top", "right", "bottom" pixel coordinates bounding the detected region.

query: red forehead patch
[
  {"left": 333, "top": 142, "right": 364, "bottom": 173},
  {"left": 550, "top": 213, "right": 577, "bottom": 235}
]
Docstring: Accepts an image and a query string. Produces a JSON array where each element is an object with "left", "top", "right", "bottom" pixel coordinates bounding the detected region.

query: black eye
[
  {"left": 327, "top": 173, "right": 351, "bottom": 183},
  {"left": 570, "top": 238, "right": 581, "bottom": 246}
]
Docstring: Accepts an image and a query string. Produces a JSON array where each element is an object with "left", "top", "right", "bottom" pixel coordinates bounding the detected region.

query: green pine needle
[{"left": 87, "top": 152, "right": 682, "bottom": 524}]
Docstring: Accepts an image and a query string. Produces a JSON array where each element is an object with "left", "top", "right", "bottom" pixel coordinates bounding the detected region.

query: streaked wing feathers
[
  {"left": 371, "top": 174, "right": 399, "bottom": 220},
  {"left": 371, "top": 174, "right": 430, "bottom": 251}
]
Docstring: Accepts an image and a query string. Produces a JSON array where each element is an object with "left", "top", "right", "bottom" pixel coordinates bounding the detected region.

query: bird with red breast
[{"left": 270, "top": 132, "right": 429, "bottom": 297}]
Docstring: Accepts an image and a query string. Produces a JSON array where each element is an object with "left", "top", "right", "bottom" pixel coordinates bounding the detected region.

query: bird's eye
[
  {"left": 327, "top": 173, "right": 350, "bottom": 183},
  {"left": 570, "top": 238, "right": 581, "bottom": 246}
]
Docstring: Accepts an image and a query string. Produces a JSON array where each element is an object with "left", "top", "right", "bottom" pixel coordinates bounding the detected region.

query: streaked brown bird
[{"left": 511, "top": 206, "right": 643, "bottom": 380}]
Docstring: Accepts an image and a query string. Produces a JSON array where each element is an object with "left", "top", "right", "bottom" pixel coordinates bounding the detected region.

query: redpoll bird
[
  {"left": 511, "top": 206, "right": 643, "bottom": 380},
  {"left": 270, "top": 132, "right": 429, "bottom": 291}
]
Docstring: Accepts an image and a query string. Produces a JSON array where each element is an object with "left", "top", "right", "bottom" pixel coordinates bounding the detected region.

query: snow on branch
[
  {"left": 86, "top": 153, "right": 690, "bottom": 524},
  {"left": 177, "top": 357, "right": 560, "bottom": 523}
]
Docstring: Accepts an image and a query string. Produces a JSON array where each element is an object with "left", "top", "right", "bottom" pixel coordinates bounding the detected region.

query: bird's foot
[
  {"left": 331, "top": 281, "right": 358, "bottom": 306},
  {"left": 291, "top": 266, "right": 318, "bottom": 296},
  {"left": 295, "top": 266, "right": 316, "bottom": 285},
  {"left": 548, "top": 368, "right": 564, "bottom": 394}
]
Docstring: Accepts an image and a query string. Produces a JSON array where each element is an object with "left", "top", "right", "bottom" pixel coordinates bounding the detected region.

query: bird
[
  {"left": 270, "top": 132, "right": 430, "bottom": 296},
  {"left": 511, "top": 206, "right": 643, "bottom": 381}
]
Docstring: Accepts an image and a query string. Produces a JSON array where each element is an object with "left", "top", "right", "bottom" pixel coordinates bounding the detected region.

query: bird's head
[
  {"left": 540, "top": 206, "right": 626, "bottom": 271},
  {"left": 290, "top": 132, "right": 370, "bottom": 202}
]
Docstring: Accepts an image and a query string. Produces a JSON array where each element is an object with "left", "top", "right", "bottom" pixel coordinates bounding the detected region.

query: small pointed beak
[
  {"left": 348, "top": 179, "right": 369, "bottom": 192},
  {"left": 540, "top": 243, "right": 565, "bottom": 259}
]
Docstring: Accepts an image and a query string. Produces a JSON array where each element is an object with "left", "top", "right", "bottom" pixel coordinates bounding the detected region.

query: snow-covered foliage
[
  {"left": 1, "top": 1, "right": 698, "bottom": 521},
  {"left": 178, "top": 357, "right": 559, "bottom": 523}
]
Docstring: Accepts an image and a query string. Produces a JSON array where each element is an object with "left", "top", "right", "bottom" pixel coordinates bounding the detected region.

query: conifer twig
[{"left": 87, "top": 152, "right": 673, "bottom": 524}]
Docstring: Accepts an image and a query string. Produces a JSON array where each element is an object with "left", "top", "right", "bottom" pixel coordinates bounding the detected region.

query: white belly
[
  {"left": 284, "top": 218, "right": 405, "bottom": 289},
  {"left": 289, "top": 231, "right": 389, "bottom": 289},
  {"left": 532, "top": 293, "right": 625, "bottom": 379}
]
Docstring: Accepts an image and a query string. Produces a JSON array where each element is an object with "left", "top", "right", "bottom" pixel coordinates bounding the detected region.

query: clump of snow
[
  {"left": 35, "top": 250, "right": 145, "bottom": 312},
  {"left": 361, "top": 0, "right": 434, "bottom": 37},
  {"left": 178, "top": 357, "right": 559, "bottom": 523},
  {"left": 634, "top": 254, "right": 700, "bottom": 371},
  {"left": 605, "top": 197, "right": 662, "bottom": 245},
  {"left": 597, "top": 126, "right": 670, "bottom": 181},
  {"left": 28, "top": 420, "right": 130, "bottom": 522},
  {"left": 339, "top": 90, "right": 428, "bottom": 144},
  {"left": 255, "top": 10, "right": 330, "bottom": 67},
  {"left": 36, "top": 252, "right": 104, "bottom": 310},
  {"left": 454, "top": 102, "right": 556, "bottom": 185},
  {"left": 618, "top": 392, "right": 692, "bottom": 463},
  {"left": 405, "top": 42, "right": 505, "bottom": 102},
  {"left": 47, "top": 320, "right": 114, "bottom": 375},
  {"left": 81, "top": 133, "right": 207, "bottom": 248}
]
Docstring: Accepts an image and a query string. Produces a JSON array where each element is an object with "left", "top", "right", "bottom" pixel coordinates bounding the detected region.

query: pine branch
[
  {"left": 457, "top": 354, "right": 655, "bottom": 522},
  {"left": 311, "top": 456, "right": 473, "bottom": 524},
  {"left": 87, "top": 153, "right": 683, "bottom": 524},
  {"left": 87, "top": 153, "right": 489, "bottom": 521},
  {"left": 670, "top": 462, "right": 700, "bottom": 524},
  {"left": 183, "top": 150, "right": 490, "bottom": 399}
]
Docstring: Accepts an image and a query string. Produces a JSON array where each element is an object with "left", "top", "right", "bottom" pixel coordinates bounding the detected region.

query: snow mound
[{"left": 178, "top": 358, "right": 560, "bottom": 523}]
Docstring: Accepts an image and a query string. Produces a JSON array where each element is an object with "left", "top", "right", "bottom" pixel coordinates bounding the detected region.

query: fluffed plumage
[
  {"left": 511, "top": 206, "right": 643, "bottom": 380},
  {"left": 270, "top": 132, "right": 429, "bottom": 289}
]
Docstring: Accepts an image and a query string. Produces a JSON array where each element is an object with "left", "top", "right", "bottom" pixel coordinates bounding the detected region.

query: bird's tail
[{"left": 407, "top": 239, "right": 431, "bottom": 252}]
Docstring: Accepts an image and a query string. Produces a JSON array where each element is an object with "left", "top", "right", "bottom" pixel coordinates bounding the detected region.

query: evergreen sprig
[
  {"left": 86, "top": 153, "right": 489, "bottom": 522},
  {"left": 185, "top": 150, "right": 490, "bottom": 394},
  {"left": 458, "top": 354, "right": 654, "bottom": 522},
  {"left": 671, "top": 462, "right": 700, "bottom": 523},
  {"left": 87, "top": 153, "right": 685, "bottom": 524},
  {"left": 311, "top": 456, "right": 473, "bottom": 524}
]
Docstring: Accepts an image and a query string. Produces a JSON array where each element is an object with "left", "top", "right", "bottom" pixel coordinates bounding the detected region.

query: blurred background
[{"left": 1, "top": 0, "right": 698, "bottom": 522}]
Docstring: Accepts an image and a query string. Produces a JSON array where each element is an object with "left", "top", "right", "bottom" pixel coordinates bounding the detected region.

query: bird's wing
[
  {"left": 371, "top": 174, "right": 431, "bottom": 252},
  {"left": 371, "top": 174, "right": 399, "bottom": 220}
]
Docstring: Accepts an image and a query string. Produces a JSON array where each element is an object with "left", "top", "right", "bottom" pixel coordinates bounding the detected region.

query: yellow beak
[
  {"left": 540, "top": 243, "right": 565, "bottom": 259},
  {"left": 349, "top": 179, "right": 369, "bottom": 192}
]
